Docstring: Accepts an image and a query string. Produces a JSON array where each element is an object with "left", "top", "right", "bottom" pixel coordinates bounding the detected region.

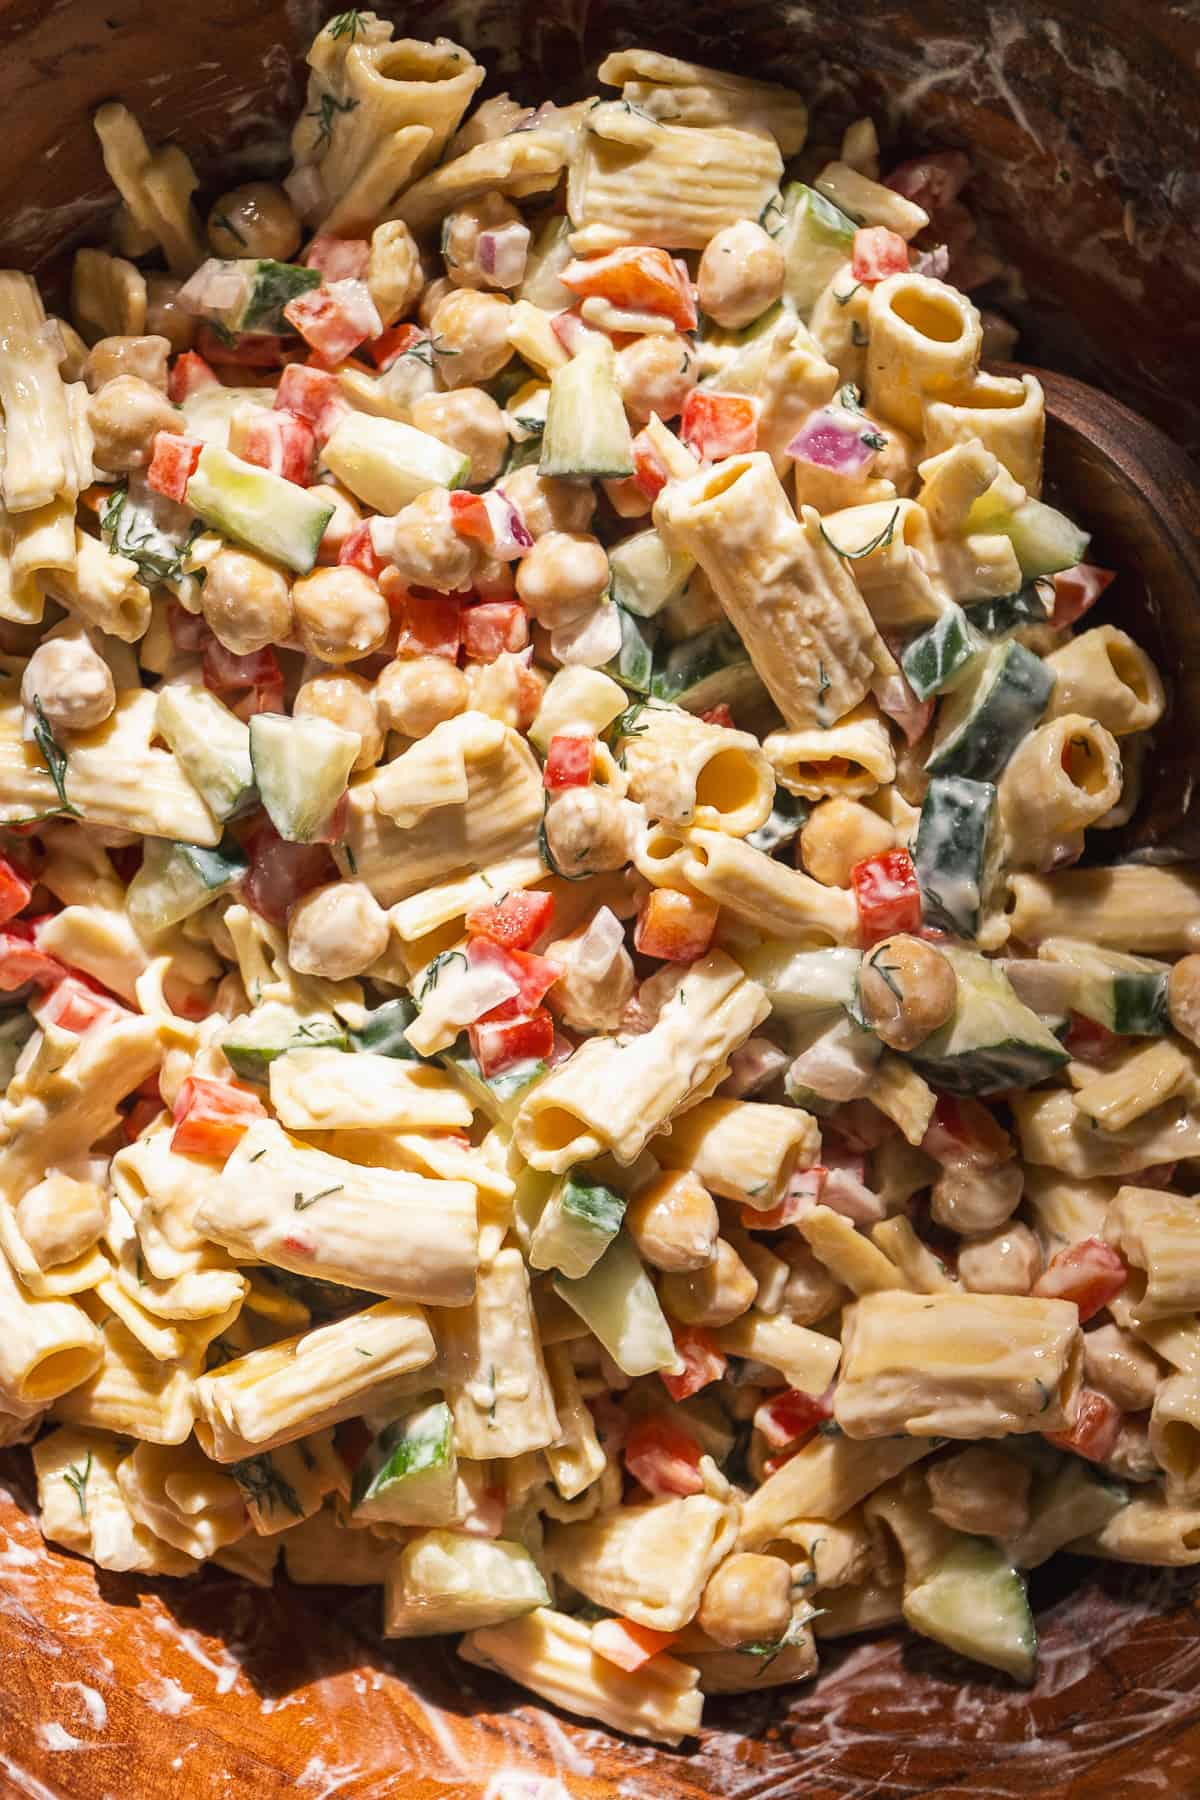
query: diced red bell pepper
[
  {"left": 462, "top": 601, "right": 529, "bottom": 662},
  {"left": 240, "top": 819, "right": 334, "bottom": 925},
  {"left": 196, "top": 326, "right": 298, "bottom": 368},
  {"left": 660, "top": 1326, "right": 727, "bottom": 1402},
  {"left": 884, "top": 150, "right": 973, "bottom": 212},
  {"left": 634, "top": 888, "right": 719, "bottom": 963},
  {"left": 391, "top": 589, "right": 463, "bottom": 660},
  {"left": 699, "top": 703, "right": 735, "bottom": 729},
  {"left": 147, "top": 431, "right": 203, "bottom": 503},
  {"left": 33, "top": 974, "right": 129, "bottom": 1035},
  {"left": 591, "top": 1618, "right": 682, "bottom": 1673},
  {"left": 337, "top": 520, "right": 386, "bottom": 580},
  {"left": 680, "top": 390, "right": 760, "bottom": 462},
  {"left": 203, "top": 642, "right": 284, "bottom": 712},
  {"left": 543, "top": 732, "right": 594, "bottom": 791},
  {"left": 874, "top": 670, "right": 935, "bottom": 746},
  {"left": 0, "top": 933, "right": 65, "bottom": 991},
  {"left": 753, "top": 1384, "right": 834, "bottom": 1451},
  {"left": 366, "top": 322, "right": 426, "bottom": 371},
  {"left": 1052, "top": 563, "right": 1116, "bottom": 630},
  {"left": 168, "top": 349, "right": 219, "bottom": 403},
  {"left": 850, "top": 847, "right": 921, "bottom": 946},
  {"left": 274, "top": 361, "right": 340, "bottom": 422},
  {"left": 447, "top": 490, "right": 491, "bottom": 542},
  {"left": 624, "top": 1416, "right": 705, "bottom": 1497},
  {"left": 171, "top": 1075, "right": 267, "bottom": 1160},
  {"left": 741, "top": 1164, "right": 827, "bottom": 1230},
  {"left": 0, "top": 855, "right": 32, "bottom": 927},
  {"left": 1063, "top": 1011, "right": 1121, "bottom": 1066},
  {"left": 284, "top": 280, "right": 381, "bottom": 365},
  {"left": 467, "top": 937, "right": 559, "bottom": 1019},
  {"left": 302, "top": 234, "right": 370, "bottom": 281},
  {"left": 550, "top": 307, "right": 600, "bottom": 357},
  {"left": 852, "top": 226, "right": 910, "bottom": 283},
  {"left": 560, "top": 247, "right": 697, "bottom": 331},
  {"left": 228, "top": 407, "right": 315, "bottom": 486},
  {"left": 1033, "top": 1237, "right": 1128, "bottom": 1322},
  {"left": 468, "top": 1006, "right": 555, "bottom": 1077},
  {"left": 920, "top": 1095, "right": 1011, "bottom": 1169},
  {"left": 1044, "top": 1387, "right": 1123, "bottom": 1463},
  {"left": 124, "top": 1095, "right": 163, "bottom": 1142},
  {"left": 631, "top": 428, "right": 672, "bottom": 501},
  {"left": 464, "top": 890, "right": 555, "bottom": 953},
  {"left": 168, "top": 603, "right": 215, "bottom": 655}
]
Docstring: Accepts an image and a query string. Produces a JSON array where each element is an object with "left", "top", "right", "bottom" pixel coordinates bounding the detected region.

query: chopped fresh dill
[{"left": 63, "top": 1452, "right": 92, "bottom": 1520}]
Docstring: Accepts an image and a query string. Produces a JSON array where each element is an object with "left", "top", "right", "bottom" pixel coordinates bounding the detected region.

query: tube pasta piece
[
  {"left": 916, "top": 440, "right": 1000, "bottom": 537},
  {"left": 1104, "top": 1185, "right": 1200, "bottom": 1321},
  {"left": 716, "top": 310, "right": 839, "bottom": 474},
  {"left": 798, "top": 1206, "right": 906, "bottom": 1297},
  {"left": 764, "top": 704, "right": 896, "bottom": 803},
  {"left": 544, "top": 1342, "right": 606, "bottom": 1501},
  {"left": 0, "top": 272, "right": 80, "bottom": 514},
  {"left": 389, "top": 856, "right": 546, "bottom": 944},
  {"left": 774, "top": 1512, "right": 874, "bottom": 1588},
  {"left": 997, "top": 715, "right": 1123, "bottom": 872},
  {"left": 1014, "top": 1089, "right": 1200, "bottom": 1178},
  {"left": 284, "top": 1506, "right": 401, "bottom": 1584},
  {"left": 460, "top": 1606, "right": 703, "bottom": 1746},
  {"left": 1043, "top": 627, "right": 1166, "bottom": 737},
  {"left": 93, "top": 105, "right": 204, "bottom": 273},
  {"left": 833, "top": 1290, "right": 1082, "bottom": 1440},
  {"left": 1149, "top": 1376, "right": 1200, "bottom": 1503},
  {"left": 34, "top": 1426, "right": 199, "bottom": 1576},
  {"left": 713, "top": 1311, "right": 841, "bottom": 1394},
  {"left": 117, "top": 1437, "right": 248, "bottom": 1558},
  {"left": 620, "top": 702, "right": 774, "bottom": 836},
  {"left": 0, "top": 514, "right": 46, "bottom": 625},
  {"left": 1007, "top": 865, "right": 1200, "bottom": 955},
  {"left": 268, "top": 1049, "right": 472, "bottom": 1133},
  {"left": 193, "top": 1300, "right": 437, "bottom": 1463},
  {"left": 38, "top": 902, "right": 218, "bottom": 1008},
  {"left": 231, "top": 1433, "right": 347, "bottom": 1536},
  {"left": 655, "top": 455, "right": 896, "bottom": 731},
  {"left": 871, "top": 1055, "right": 937, "bottom": 1147},
  {"left": 201, "top": 1120, "right": 478, "bottom": 1307},
  {"left": 391, "top": 131, "right": 565, "bottom": 234},
  {"left": 70, "top": 247, "right": 147, "bottom": 342},
  {"left": 817, "top": 500, "right": 952, "bottom": 631},
  {"left": 865, "top": 275, "right": 983, "bottom": 437},
  {"left": 638, "top": 826, "right": 858, "bottom": 944},
  {"left": 43, "top": 531, "right": 152, "bottom": 641},
  {"left": 1073, "top": 1040, "right": 1194, "bottom": 1134},
  {"left": 1070, "top": 1494, "right": 1200, "bottom": 1567},
  {"left": 652, "top": 1098, "right": 818, "bottom": 1209},
  {"left": 684, "top": 1627, "right": 817, "bottom": 1694},
  {"left": 568, "top": 105, "right": 782, "bottom": 252},
  {"left": 111, "top": 1128, "right": 228, "bottom": 1277},
  {"left": 436, "top": 1246, "right": 559, "bottom": 1460},
  {"left": 513, "top": 950, "right": 768, "bottom": 1171},
  {"left": 923, "top": 373, "right": 1046, "bottom": 496},
  {"left": 863, "top": 1466, "right": 952, "bottom": 1588},
  {"left": 598, "top": 50, "right": 808, "bottom": 153},
  {"left": 544, "top": 1493, "right": 738, "bottom": 1631},
  {"left": 739, "top": 1434, "right": 936, "bottom": 1549},
  {"left": 0, "top": 1247, "right": 103, "bottom": 1406},
  {"left": 870, "top": 1216, "right": 956, "bottom": 1294},
  {"left": 8, "top": 497, "right": 77, "bottom": 587},
  {"left": 54, "top": 1311, "right": 198, "bottom": 1445},
  {"left": 815, "top": 163, "right": 929, "bottom": 238},
  {"left": 814, "top": 1580, "right": 904, "bottom": 1637}
]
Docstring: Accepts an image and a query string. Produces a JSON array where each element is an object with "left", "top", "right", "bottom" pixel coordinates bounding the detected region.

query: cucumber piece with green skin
[
  {"left": 221, "top": 1004, "right": 350, "bottom": 1081},
  {"left": 321, "top": 412, "right": 471, "bottom": 514},
  {"left": 992, "top": 498, "right": 1090, "bottom": 580},
  {"left": 155, "top": 684, "right": 255, "bottom": 821},
  {"left": 349, "top": 997, "right": 422, "bottom": 1058},
  {"left": 539, "top": 333, "right": 634, "bottom": 481},
  {"left": 608, "top": 529, "right": 693, "bottom": 619},
  {"left": 651, "top": 621, "right": 769, "bottom": 716},
  {"left": 519, "top": 213, "right": 574, "bottom": 310},
  {"left": 439, "top": 1037, "right": 546, "bottom": 1126},
  {"left": 235, "top": 260, "right": 321, "bottom": 333},
  {"left": 913, "top": 775, "right": 997, "bottom": 941},
  {"left": 385, "top": 1531, "right": 550, "bottom": 1637},
  {"left": 351, "top": 1401, "right": 458, "bottom": 1526},
  {"left": 553, "top": 1231, "right": 680, "bottom": 1377},
  {"left": 186, "top": 444, "right": 333, "bottom": 574},
  {"left": 741, "top": 945, "right": 862, "bottom": 1017},
  {"left": 910, "top": 945, "right": 1069, "bottom": 1095},
  {"left": 529, "top": 1174, "right": 627, "bottom": 1279},
  {"left": 605, "top": 604, "right": 657, "bottom": 694},
  {"left": 746, "top": 788, "right": 809, "bottom": 856},
  {"left": 926, "top": 640, "right": 1055, "bottom": 783},
  {"left": 901, "top": 606, "right": 985, "bottom": 701},
  {"left": 126, "top": 837, "right": 246, "bottom": 937},
  {"left": 965, "top": 581, "right": 1054, "bottom": 639},
  {"left": 903, "top": 1536, "right": 1036, "bottom": 1682},
  {"left": 0, "top": 1010, "right": 34, "bottom": 1089},
  {"left": 779, "top": 183, "right": 858, "bottom": 318},
  {"left": 248, "top": 712, "right": 360, "bottom": 844},
  {"left": 1037, "top": 938, "right": 1171, "bottom": 1035}
]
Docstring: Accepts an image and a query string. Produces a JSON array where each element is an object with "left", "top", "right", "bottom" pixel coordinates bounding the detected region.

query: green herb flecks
[
  {"left": 819, "top": 505, "right": 900, "bottom": 562},
  {"left": 835, "top": 282, "right": 863, "bottom": 306},
  {"left": 736, "top": 1611, "right": 818, "bottom": 1673},
  {"left": 31, "top": 697, "right": 79, "bottom": 817},
  {"left": 308, "top": 91, "right": 359, "bottom": 150},
  {"left": 861, "top": 430, "right": 887, "bottom": 452},
  {"left": 212, "top": 210, "right": 247, "bottom": 247},
  {"left": 293, "top": 1183, "right": 344, "bottom": 1213},
  {"left": 101, "top": 483, "right": 205, "bottom": 589},
  {"left": 866, "top": 945, "right": 904, "bottom": 1004},
  {"left": 207, "top": 1336, "right": 241, "bottom": 1368},
  {"left": 837, "top": 382, "right": 864, "bottom": 414},
  {"left": 758, "top": 192, "right": 786, "bottom": 239},
  {"left": 63, "top": 1451, "right": 92, "bottom": 1521},
  {"left": 327, "top": 9, "right": 366, "bottom": 38},
  {"left": 418, "top": 949, "right": 468, "bottom": 1000},
  {"left": 231, "top": 1453, "right": 303, "bottom": 1517},
  {"left": 538, "top": 808, "right": 592, "bottom": 881}
]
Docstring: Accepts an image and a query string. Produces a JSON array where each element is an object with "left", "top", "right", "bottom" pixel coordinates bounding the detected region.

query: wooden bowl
[{"left": 1, "top": 4, "right": 1199, "bottom": 1795}]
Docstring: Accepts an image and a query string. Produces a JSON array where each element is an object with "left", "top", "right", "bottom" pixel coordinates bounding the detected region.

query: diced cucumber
[
  {"left": 903, "top": 1536, "right": 1036, "bottom": 1683},
  {"left": 196, "top": 258, "right": 321, "bottom": 334},
  {"left": 741, "top": 945, "right": 862, "bottom": 1018},
  {"left": 992, "top": 498, "right": 1090, "bottom": 580},
  {"left": 965, "top": 581, "right": 1054, "bottom": 639},
  {"left": 1038, "top": 938, "right": 1170, "bottom": 1036},
  {"left": 913, "top": 775, "right": 997, "bottom": 942},
  {"left": 519, "top": 214, "right": 575, "bottom": 310},
  {"left": 439, "top": 1037, "right": 546, "bottom": 1126},
  {"left": 351, "top": 1401, "right": 458, "bottom": 1526},
  {"left": 349, "top": 997, "right": 422, "bottom": 1058},
  {"left": 186, "top": 444, "right": 333, "bottom": 574},
  {"left": 529, "top": 1173, "right": 627, "bottom": 1280},
  {"left": 155, "top": 685, "right": 255, "bottom": 821},
  {"left": 901, "top": 606, "right": 985, "bottom": 701},
  {"left": 926, "top": 641, "right": 1054, "bottom": 783},
  {"left": 1006, "top": 1457, "right": 1128, "bottom": 1569},
  {"left": 539, "top": 332, "right": 634, "bottom": 481},
  {"left": 248, "top": 713, "right": 360, "bottom": 844},
  {"left": 0, "top": 1010, "right": 35, "bottom": 1090},
  {"left": 221, "top": 1004, "right": 349, "bottom": 1081},
  {"left": 608, "top": 530, "right": 693, "bottom": 619},
  {"left": 651, "top": 621, "right": 768, "bottom": 717},
  {"left": 910, "top": 946, "right": 1069, "bottom": 1095},
  {"left": 321, "top": 412, "right": 471, "bottom": 514},
  {"left": 604, "top": 604, "right": 657, "bottom": 695},
  {"left": 747, "top": 789, "right": 810, "bottom": 856},
  {"left": 554, "top": 1231, "right": 680, "bottom": 1377},
  {"left": 126, "top": 836, "right": 246, "bottom": 937},
  {"left": 779, "top": 182, "right": 858, "bottom": 318},
  {"left": 504, "top": 378, "right": 549, "bottom": 444},
  {"left": 100, "top": 479, "right": 198, "bottom": 589},
  {"left": 385, "top": 1531, "right": 550, "bottom": 1637}
]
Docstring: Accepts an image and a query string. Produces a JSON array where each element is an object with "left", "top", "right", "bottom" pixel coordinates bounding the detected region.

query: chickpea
[
  {"left": 411, "top": 388, "right": 508, "bottom": 486},
  {"left": 287, "top": 880, "right": 389, "bottom": 980},
  {"left": 88, "top": 375, "right": 179, "bottom": 472},
  {"left": 206, "top": 181, "right": 300, "bottom": 262},
  {"left": 931, "top": 1160, "right": 1023, "bottom": 1236},
  {"left": 516, "top": 531, "right": 610, "bottom": 629},
  {"left": 418, "top": 276, "right": 454, "bottom": 328},
  {"left": 625, "top": 1169, "right": 719, "bottom": 1272},
  {"left": 21, "top": 635, "right": 115, "bottom": 734},
  {"left": 1168, "top": 956, "right": 1200, "bottom": 1048},
  {"left": 375, "top": 655, "right": 468, "bottom": 738},
  {"left": 429, "top": 288, "right": 513, "bottom": 387},
  {"left": 957, "top": 1222, "right": 1041, "bottom": 1295},
  {"left": 927, "top": 1447, "right": 1031, "bottom": 1540},
  {"left": 500, "top": 465, "right": 596, "bottom": 540},
  {"left": 200, "top": 548, "right": 293, "bottom": 656},
  {"left": 291, "top": 565, "right": 389, "bottom": 665},
  {"left": 660, "top": 1237, "right": 757, "bottom": 1327},
  {"left": 1083, "top": 1323, "right": 1162, "bottom": 1413},
  {"left": 698, "top": 1553, "right": 793, "bottom": 1648},
  {"left": 377, "top": 488, "right": 477, "bottom": 594},
  {"left": 542, "top": 787, "right": 641, "bottom": 877},
  {"left": 857, "top": 933, "right": 958, "bottom": 1051},
  {"left": 315, "top": 483, "right": 364, "bottom": 564},
  {"left": 295, "top": 670, "right": 383, "bottom": 771},
  {"left": 697, "top": 221, "right": 786, "bottom": 330},
  {"left": 615, "top": 332, "right": 697, "bottom": 428},
  {"left": 442, "top": 194, "right": 528, "bottom": 289},
  {"left": 368, "top": 219, "right": 423, "bottom": 327},
  {"left": 800, "top": 796, "right": 894, "bottom": 887},
  {"left": 15, "top": 1173, "right": 107, "bottom": 1269},
  {"left": 84, "top": 333, "right": 170, "bottom": 393},
  {"left": 145, "top": 274, "right": 196, "bottom": 354}
]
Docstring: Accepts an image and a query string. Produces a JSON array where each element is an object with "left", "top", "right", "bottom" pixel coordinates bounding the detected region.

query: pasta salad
[{"left": 0, "top": 12, "right": 1196, "bottom": 1746}]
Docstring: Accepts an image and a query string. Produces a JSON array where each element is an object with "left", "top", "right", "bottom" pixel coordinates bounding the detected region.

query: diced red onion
[
  {"left": 284, "top": 165, "right": 324, "bottom": 222},
  {"left": 478, "top": 221, "right": 531, "bottom": 289},
  {"left": 482, "top": 489, "right": 533, "bottom": 558},
  {"left": 573, "top": 906, "right": 626, "bottom": 981},
  {"left": 786, "top": 406, "right": 879, "bottom": 474},
  {"left": 178, "top": 258, "right": 250, "bottom": 317},
  {"left": 912, "top": 243, "right": 950, "bottom": 280}
]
